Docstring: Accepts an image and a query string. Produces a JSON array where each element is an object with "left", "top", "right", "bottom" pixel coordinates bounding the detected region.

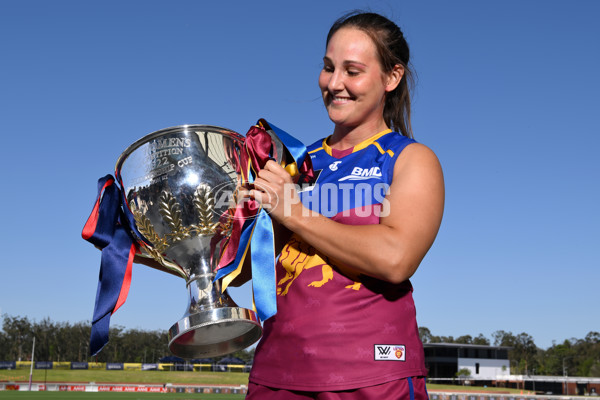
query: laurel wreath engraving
[
  {"left": 129, "top": 185, "right": 230, "bottom": 269},
  {"left": 131, "top": 207, "right": 169, "bottom": 253},
  {"left": 159, "top": 190, "right": 190, "bottom": 242},
  {"left": 192, "top": 184, "right": 219, "bottom": 235}
]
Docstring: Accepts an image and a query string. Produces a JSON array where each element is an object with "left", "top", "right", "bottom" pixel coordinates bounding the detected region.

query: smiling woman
[
  {"left": 245, "top": 11, "right": 444, "bottom": 400},
  {"left": 319, "top": 28, "right": 404, "bottom": 143},
  {"left": 320, "top": 12, "right": 414, "bottom": 143}
]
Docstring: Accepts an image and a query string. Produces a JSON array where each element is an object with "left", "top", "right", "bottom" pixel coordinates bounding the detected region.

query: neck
[{"left": 329, "top": 121, "right": 390, "bottom": 150}]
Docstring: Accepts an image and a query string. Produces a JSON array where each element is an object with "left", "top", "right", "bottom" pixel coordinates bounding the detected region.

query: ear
[{"left": 385, "top": 64, "right": 404, "bottom": 92}]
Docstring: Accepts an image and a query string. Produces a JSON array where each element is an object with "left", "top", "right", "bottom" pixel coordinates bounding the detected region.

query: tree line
[
  {"left": 419, "top": 327, "right": 600, "bottom": 377},
  {"left": 1, "top": 315, "right": 598, "bottom": 377},
  {"left": 0, "top": 315, "right": 253, "bottom": 364}
]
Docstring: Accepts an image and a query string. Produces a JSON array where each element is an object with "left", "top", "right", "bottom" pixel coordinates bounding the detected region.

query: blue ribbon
[
  {"left": 215, "top": 218, "right": 255, "bottom": 282},
  {"left": 250, "top": 209, "right": 277, "bottom": 321},
  {"left": 83, "top": 175, "right": 136, "bottom": 356},
  {"left": 215, "top": 120, "right": 312, "bottom": 322},
  {"left": 215, "top": 209, "right": 277, "bottom": 322}
]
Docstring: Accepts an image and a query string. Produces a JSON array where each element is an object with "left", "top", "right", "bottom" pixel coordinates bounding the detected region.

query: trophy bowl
[{"left": 115, "top": 125, "right": 262, "bottom": 358}]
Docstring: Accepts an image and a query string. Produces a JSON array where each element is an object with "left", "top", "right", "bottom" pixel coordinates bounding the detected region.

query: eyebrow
[{"left": 322, "top": 56, "right": 367, "bottom": 67}]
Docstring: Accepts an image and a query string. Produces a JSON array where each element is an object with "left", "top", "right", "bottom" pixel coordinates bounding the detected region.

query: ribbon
[
  {"left": 215, "top": 120, "right": 314, "bottom": 322},
  {"left": 249, "top": 209, "right": 277, "bottom": 321},
  {"left": 82, "top": 175, "right": 137, "bottom": 356}
]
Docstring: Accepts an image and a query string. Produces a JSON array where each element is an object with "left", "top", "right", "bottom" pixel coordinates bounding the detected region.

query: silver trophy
[{"left": 115, "top": 125, "right": 262, "bottom": 358}]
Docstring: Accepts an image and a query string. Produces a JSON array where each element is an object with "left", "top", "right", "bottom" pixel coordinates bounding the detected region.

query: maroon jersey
[{"left": 249, "top": 131, "right": 428, "bottom": 391}]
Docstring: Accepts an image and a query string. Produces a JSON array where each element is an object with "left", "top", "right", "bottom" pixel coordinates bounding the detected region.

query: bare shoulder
[
  {"left": 394, "top": 142, "right": 443, "bottom": 177},
  {"left": 385, "top": 142, "right": 444, "bottom": 233}
]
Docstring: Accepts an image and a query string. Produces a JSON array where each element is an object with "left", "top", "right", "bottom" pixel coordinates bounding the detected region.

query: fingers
[
  {"left": 262, "top": 160, "right": 291, "bottom": 180},
  {"left": 247, "top": 185, "right": 274, "bottom": 207},
  {"left": 248, "top": 161, "right": 293, "bottom": 214},
  {"left": 253, "top": 160, "right": 291, "bottom": 197}
]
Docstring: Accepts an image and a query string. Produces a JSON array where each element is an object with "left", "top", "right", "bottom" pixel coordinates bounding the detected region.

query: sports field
[
  {"left": 0, "top": 370, "right": 248, "bottom": 399},
  {"left": 0, "top": 370, "right": 248, "bottom": 385},
  {"left": 0, "top": 369, "right": 526, "bottom": 398}
]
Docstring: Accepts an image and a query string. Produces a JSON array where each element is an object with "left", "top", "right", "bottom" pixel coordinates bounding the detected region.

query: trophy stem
[
  {"left": 186, "top": 272, "right": 229, "bottom": 311},
  {"left": 167, "top": 258, "right": 262, "bottom": 359}
]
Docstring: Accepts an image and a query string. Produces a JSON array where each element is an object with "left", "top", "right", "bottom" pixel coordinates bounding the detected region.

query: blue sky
[{"left": 0, "top": 0, "right": 598, "bottom": 351}]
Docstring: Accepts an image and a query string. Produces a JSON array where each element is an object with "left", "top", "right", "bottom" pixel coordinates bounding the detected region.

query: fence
[
  {"left": 428, "top": 393, "right": 590, "bottom": 400},
  {"left": 0, "top": 381, "right": 248, "bottom": 394},
  {"left": 0, "top": 361, "right": 247, "bottom": 372}
]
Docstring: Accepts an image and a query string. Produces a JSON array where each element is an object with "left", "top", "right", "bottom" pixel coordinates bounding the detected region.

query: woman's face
[{"left": 318, "top": 27, "right": 393, "bottom": 133}]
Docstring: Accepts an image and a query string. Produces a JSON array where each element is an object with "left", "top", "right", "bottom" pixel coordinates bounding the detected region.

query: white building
[
  {"left": 424, "top": 343, "right": 600, "bottom": 395},
  {"left": 424, "top": 343, "right": 511, "bottom": 381}
]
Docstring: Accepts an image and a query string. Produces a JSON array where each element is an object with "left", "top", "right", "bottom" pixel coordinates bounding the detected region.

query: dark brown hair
[{"left": 326, "top": 12, "right": 415, "bottom": 138}]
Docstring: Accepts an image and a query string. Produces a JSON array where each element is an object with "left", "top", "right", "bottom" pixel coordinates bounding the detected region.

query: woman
[{"left": 246, "top": 11, "right": 444, "bottom": 400}]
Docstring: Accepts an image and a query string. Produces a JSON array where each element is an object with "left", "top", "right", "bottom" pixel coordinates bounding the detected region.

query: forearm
[
  {"left": 282, "top": 208, "right": 422, "bottom": 284},
  {"left": 252, "top": 145, "right": 444, "bottom": 284}
]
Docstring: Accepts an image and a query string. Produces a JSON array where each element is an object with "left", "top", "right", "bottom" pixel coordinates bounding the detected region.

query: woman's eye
[
  {"left": 323, "top": 65, "right": 334, "bottom": 73},
  {"left": 347, "top": 70, "right": 360, "bottom": 76}
]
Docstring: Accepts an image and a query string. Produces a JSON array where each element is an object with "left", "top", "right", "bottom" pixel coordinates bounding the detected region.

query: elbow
[
  {"left": 386, "top": 267, "right": 417, "bottom": 285},
  {"left": 376, "top": 253, "right": 419, "bottom": 285}
]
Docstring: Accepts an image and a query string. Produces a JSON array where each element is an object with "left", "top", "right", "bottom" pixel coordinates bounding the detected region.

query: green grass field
[
  {"left": 1, "top": 369, "right": 526, "bottom": 398},
  {"left": 0, "top": 369, "right": 248, "bottom": 399},
  {"left": 0, "top": 370, "right": 249, "bottom": 386}
]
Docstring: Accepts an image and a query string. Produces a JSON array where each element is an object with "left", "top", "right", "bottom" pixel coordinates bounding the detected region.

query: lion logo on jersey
[{"left": 277, "top": 235, "right": 361, "bottom": 296}]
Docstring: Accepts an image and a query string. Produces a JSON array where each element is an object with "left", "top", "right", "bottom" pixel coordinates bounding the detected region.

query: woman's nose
[{"left": 327, "top": 70, "right": 344, "bottom": 92}]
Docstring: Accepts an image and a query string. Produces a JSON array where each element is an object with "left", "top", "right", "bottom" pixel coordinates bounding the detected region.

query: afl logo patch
[
  {"left": 374, "top": 344, "right": 406, "bottom": 361},
  {"left": 329, "top": 161, "right": 342, "bottom": 171}
]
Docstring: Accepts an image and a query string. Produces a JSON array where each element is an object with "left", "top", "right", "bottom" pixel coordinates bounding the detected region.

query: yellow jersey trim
[{"left": 321, "top": 129, "right": 393, "bottom": 156}]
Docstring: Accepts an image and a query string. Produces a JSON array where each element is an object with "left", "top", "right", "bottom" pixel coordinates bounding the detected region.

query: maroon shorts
[{"left": 246, "top": 376, "right": 428, "bottom": 400}]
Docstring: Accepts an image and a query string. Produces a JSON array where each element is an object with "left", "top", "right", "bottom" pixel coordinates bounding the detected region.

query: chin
[
  {"left": 328, "top": 114, "right": 355, "bottom": 128},
  {"left": 327, "top": 110, "right": 351, "bottom": 125},
  {"left": 328, "top": 116, "right": 348, "bottom": 126}
]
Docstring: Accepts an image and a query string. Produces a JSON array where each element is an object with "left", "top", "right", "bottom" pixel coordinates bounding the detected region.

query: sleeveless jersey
[{"left": 249, "top": 130, "right": 428, "bottom": 391}]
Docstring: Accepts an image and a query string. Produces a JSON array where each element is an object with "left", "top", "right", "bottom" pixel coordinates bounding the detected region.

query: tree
[
  {"left": 0, "top": 330, "right": 8, "bottom": 360},
  {"left": 31, "top": 317, "right": 55, "bottom": 361},
  {"left": 537, "top": 339, "right": 573, "bottom": 376},
  {"left": 590, "top": 362, "right": 600, "bottom": 377},
  {"left": 422, "top": 329, "right": 490, "bottom": 346},
  {"left": 455, "top": 335, "right": 474, "bottom": 344},
  {"left": 491, "top": 330, "right": 538, "bottom": 374},
  {"left": 4, "top": 315, "right": 595, "bottom": 376},
  {"left": 228, "top": 347, "right": 255, "bottom": 363},
  {"left": 1, "top": 315, "right": 32, "bottom": 361},
  {"left": 513, "top": 332, "right": 537, "bottom": 374},
  {"left": 456, "top": 368, "right": 472, "bottom": 385},
  {"left": 419, "top": 327, "right": 432, "bottom": 344},
  {"left": 431, "top": 335, "right": 455, "bottom": 343},
  {"left": 492, "top": 330, "right": 513, "bottom": 347},
  {"left": 473, "top": 334, "right": 490, "bottom": 345},
  {"left": 576, "top": 332, "right": 600, "bottom": 376}
]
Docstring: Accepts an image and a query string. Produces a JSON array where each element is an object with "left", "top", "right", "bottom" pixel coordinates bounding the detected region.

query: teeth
[{"left": 333, "top": 96, "right": 351, "bottom": 102}]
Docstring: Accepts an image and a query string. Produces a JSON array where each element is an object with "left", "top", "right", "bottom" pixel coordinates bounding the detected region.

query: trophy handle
[
  {"left": 266, "top": 128, "right": 286, "bottom": 165},
  {"left": 258, "top": 118, "right": 286, "bottom": 165}
]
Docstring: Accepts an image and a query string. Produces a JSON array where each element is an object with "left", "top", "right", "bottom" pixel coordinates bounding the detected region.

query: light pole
[
  {"left": 563, "top": 356, "right": 572, "bottom": 395},
  {"left": 28, "top": 336, "right": 35, "bottom": 391}
]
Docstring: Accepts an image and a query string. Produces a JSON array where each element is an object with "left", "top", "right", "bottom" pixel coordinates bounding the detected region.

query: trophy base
[{"left": 168, "top": 307, "right": 262, "bottom": 359}]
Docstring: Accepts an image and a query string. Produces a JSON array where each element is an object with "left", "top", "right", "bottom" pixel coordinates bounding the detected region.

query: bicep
[{"left": 381, "top": 143, "right": 445, "bottom": 269}]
